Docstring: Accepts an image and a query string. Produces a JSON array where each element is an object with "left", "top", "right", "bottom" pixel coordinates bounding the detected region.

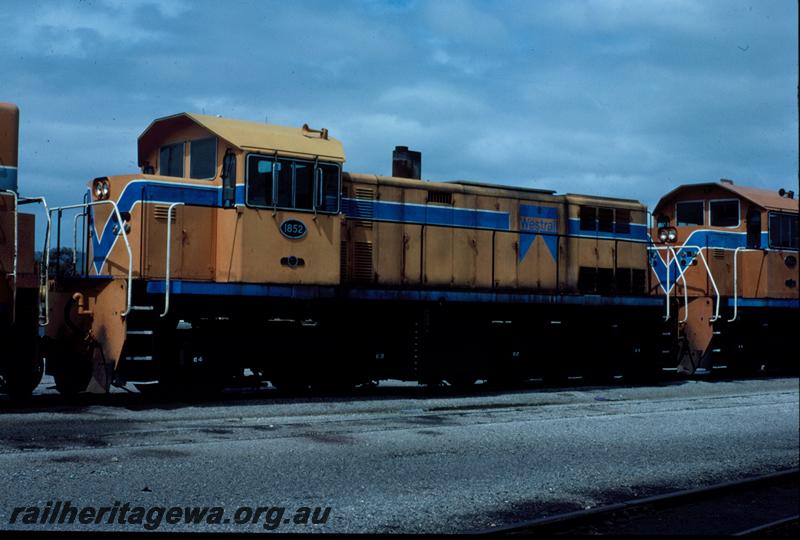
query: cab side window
[
  {"left": 189, "top": 137, "right": 217, "bottom": 180},
  {"left": 769, "top": 212, "right": 799, "bottom": 250},
  {"left": 245, "top": 154, "right": 340, "bottom": 213}
]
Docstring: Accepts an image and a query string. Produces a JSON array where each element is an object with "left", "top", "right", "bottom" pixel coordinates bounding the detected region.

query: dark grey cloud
[{"left": 1, "top": 0, "right": 796, "bottom": 238}]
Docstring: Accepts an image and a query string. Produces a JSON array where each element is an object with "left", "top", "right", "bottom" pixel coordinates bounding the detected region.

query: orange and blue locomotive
[
  {"left": 41, "top": 111, "right": 675, "bottom": 394},
  {"left": 648, "top": 180, "right": 798, "bottom": 376}
]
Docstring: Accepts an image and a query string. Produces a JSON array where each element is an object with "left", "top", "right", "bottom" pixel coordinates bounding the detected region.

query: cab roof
[
  {"left": 137, "top": 112, "right": 346, "bottom": 166},
  {"left": 655, "top": 180, "right": 798, "bottom": 213}
]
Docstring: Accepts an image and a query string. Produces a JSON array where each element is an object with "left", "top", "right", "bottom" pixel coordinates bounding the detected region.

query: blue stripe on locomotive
[
  {"left": 340, "top": 197, "right": 510, "bottom": 230},
  {"left": 146, "top": 279, "right": 665, "bottom": 307}
]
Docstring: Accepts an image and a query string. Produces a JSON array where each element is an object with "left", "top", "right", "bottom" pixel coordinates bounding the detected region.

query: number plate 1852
[{"left": 279, "top": 219, "right": 307, "bottom": 239}]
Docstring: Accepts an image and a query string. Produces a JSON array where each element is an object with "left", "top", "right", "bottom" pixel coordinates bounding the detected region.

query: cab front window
[
  {"left": 709, "top": 199, "right": 739, "bottom": 227},
  {"left": 159, "top": 142, "right": 184, "bottom": 177},
  {"left": 676, "top": 201, "right": 704, "bottom": 226}
]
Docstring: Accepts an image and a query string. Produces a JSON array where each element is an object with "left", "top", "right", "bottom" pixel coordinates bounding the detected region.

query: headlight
[
  {"left": 658, "top": 228, "right": 669, "bottom": 243},
  {"left": 92, "top": 178, "right": 110, "bottom": 200},
  {"left": 667, "top": 228, "right": 677, "bottom": 242}
]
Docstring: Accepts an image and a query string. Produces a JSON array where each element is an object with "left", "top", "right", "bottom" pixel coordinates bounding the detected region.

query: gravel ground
[{"left": 0, "top": 377, "right": 797, "bottom": 533}]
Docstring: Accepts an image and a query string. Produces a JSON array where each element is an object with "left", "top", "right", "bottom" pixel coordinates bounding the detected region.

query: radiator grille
[
  {"left": 340, "top": 241, "right": 348, "bottom": 281},
  {"left": 352, "top": 241, "right": 374, "bottom": 282},
  {"left": 353, "top": 187, "right": 375, "bottom": 228},
  {"left": 712, "top": 248, "right": 725, "bottom": 259},
  {"left": 427, "top": 191, "right": 452, "bottom": 205},
  {"left": 153, "top": 205, "right": 176, "bottom": 223}
]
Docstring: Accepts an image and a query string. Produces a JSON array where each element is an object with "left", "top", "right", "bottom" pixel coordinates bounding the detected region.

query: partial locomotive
[
  {"left": 648, "top": 180, "right": 798, "bottom": 375},
  {"left": 41, "top": 112, "right": 674, "bottom": 394},
  {"left": 0, "top": 103, "right": 45, "bottom": 398}
]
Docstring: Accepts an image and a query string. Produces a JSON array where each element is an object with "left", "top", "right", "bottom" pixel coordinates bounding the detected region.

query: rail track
[{"left": 480, "top": 469, "right": 799, "bottom": 535}]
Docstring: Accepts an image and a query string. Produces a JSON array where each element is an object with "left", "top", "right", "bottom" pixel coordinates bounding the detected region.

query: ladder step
[
  {"left": 125, "top": 355, "right": 154, "bottom": 362},
  {"left": 127, "top": 330, "right": 154, "bottom": 336}
]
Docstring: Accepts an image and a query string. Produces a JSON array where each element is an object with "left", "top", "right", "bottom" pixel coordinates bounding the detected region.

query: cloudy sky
[{"left": 2, "top": 0, "right": 797, "bottom": 231}]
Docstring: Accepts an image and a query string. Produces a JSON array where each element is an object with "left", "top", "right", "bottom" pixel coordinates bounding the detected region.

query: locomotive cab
[
  {"left": 650, "top": 179, "right": 799, "bottom": 374},
  {"left": 45, "top": 113, "right": 347, "bottom": 393}
]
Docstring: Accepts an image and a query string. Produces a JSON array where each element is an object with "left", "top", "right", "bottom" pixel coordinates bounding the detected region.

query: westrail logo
[{"left": 519, "top": 205, "right": 559, "bottom": 261}]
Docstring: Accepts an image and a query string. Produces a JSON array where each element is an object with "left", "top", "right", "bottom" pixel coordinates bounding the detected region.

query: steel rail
[{"left": 475, "top": 468, "right": 799, "bottom": 535}]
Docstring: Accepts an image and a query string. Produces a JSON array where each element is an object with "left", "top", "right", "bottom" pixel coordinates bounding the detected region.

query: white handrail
[
  {"left": 669, "top": 246, "right": 691, "bottom": 323},
  {"left": 72, "top": 211, "right": 86, "bottom": 274},
  {"left": 648, "top": 246, "right": 690, "bottom": 322},
  {"left": 48, "top": 200, "right": 134, "bottom": 318},
  {"left": 728, "top": 247, "right": 764, "bottom": 322},
  {"left": 681, "top": 245, "right": 721, "bottom": 322},
  {"left": 160, "top": 202, "right": 184, "bottom": 318},
  {"left": 17, "top": 195, "right": 50, "bottom": 326}
]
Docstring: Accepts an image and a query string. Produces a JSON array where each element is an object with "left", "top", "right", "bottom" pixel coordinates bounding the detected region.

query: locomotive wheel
[
  {"left": 1, "top": 291, "right": 43, "bottom": 400},
  {"left": 2, "top": 345, "right": 43, "bottom": 400},
  {"left": 51, "top": 350, "right": 93, "bottom": 396}
]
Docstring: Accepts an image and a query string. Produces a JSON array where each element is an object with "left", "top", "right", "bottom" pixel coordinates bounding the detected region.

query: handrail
[
  {"left": 160, "top": 202, "right": 184, "bottom": 318},
  {"left": 647, "top": 246, "right": 690, "bottom": 322},
  {"left": 728, "top": 247, "right": 764, "bottom": 322},
  {"left": 687, "top": 246, "right": 721, "bottom": 322},
  {"left": 0, "top": 189, "right": 18, "bottom": 325},
  {"left": 48, "top": 200, "right": 134, "bottom": 318},
  {"left": 672, "top": 245, "right": 722, "bottom": 322},
  {"left": 72, "top": 211, "right": 86, "bottom": 274},
  {"left": 670, "top": 246, "right": 691, "bottom": 323},
  {"left": 17, "top": 195, "right": 50, "bottom": 326}
]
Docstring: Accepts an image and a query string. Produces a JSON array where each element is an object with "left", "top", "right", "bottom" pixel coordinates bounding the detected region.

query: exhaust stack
[
  {"left": 392, "top": 146, "right": 421, "bottom": 180},
  {"left": 0, "top": 103, "right": 19, "bottom": 192}
]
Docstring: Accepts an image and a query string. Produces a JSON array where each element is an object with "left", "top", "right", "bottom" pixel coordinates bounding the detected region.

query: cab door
[{"left": 238, "top": 154, "right": 342, "bottom": 285}]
